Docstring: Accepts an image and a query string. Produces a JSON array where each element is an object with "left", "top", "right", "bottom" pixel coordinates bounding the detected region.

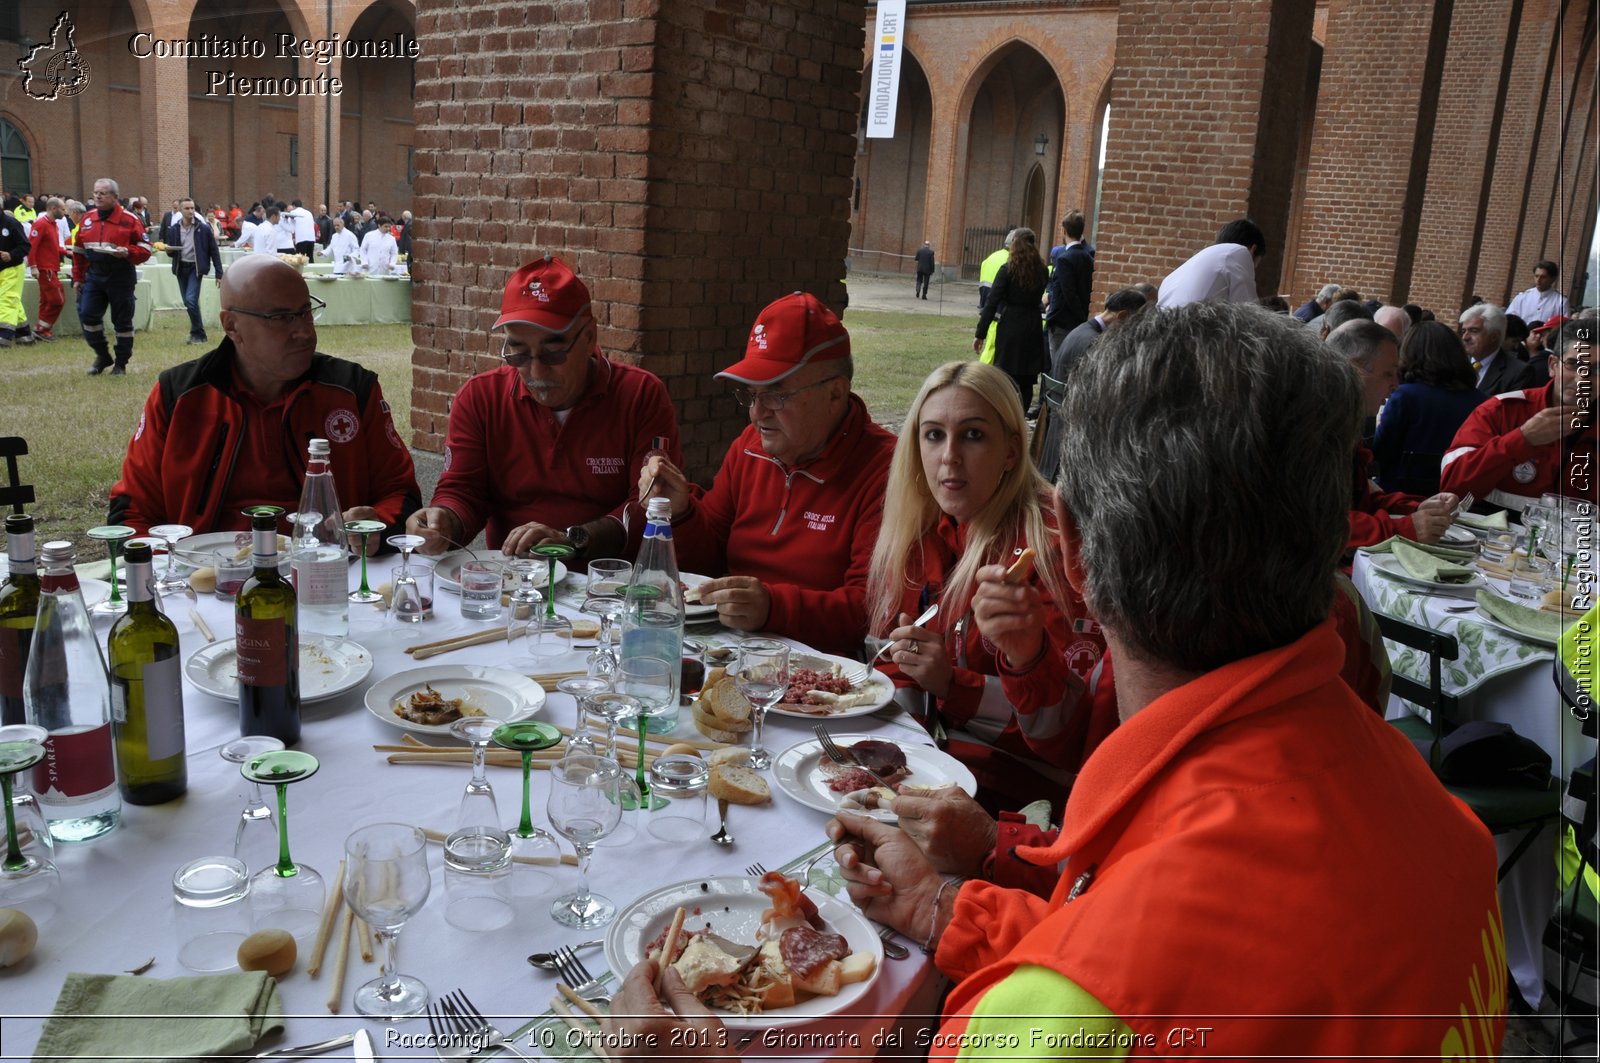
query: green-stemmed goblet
[
  {"left": 532, "top": 543, "right": 574, "bottom": 620},
  {"left": 241, "top": 749, "right": 324, "bottom": 939},
  {"left": 492, "top": 719, "right": 563, "bottom": 898},
  {"left": 0, "top": 740, "right": 60, "bottom": 918},
  {"left": 86, "top": 524, "right": 136, "bottom": 616},
  {"left": 345, "top": 519, "right": 387, "bottom": 604}
]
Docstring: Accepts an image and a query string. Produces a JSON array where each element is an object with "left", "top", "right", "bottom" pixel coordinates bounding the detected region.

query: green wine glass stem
[
  {"left": 274, "top": 782, "right": 297, "bottom": 878},
  {"left": 545, "top": 564, "right": 557, "bottom": 620},
  {"left": 518, "top": 749, "right": 535, "bottom": 837},
  {"left": 635, "top": 727, "right": 650, "bottom": 801},
  {"left": 357, "top": 543, "right": 373, "bottom": 596},
  {"left": 107, "top": 545, "right": 123, "bottom": 605},
  {"left": 1, "top": 773, "right": 24, "bottom": 872}
]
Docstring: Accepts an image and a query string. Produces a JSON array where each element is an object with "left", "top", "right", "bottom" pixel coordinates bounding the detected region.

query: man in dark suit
[
  {"left": 162, "top": 197, "right": 225, "bottom": 345},
  {"left": 1460, "top": 303, "right": 1531, "bottom": 396},
  {"left": 1037, "top": 287, "right": 1149, "bottom": 483},
  {"left": 1046, "top": 209, "right": 1094, "bottom": 361},
  {"left": 913, "top": 240, "right": 934, "bottom": 299}
]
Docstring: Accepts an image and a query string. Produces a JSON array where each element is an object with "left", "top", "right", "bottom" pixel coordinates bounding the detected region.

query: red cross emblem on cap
[{"left": 527, "top": 280, "right": 549, "bottom": 302}]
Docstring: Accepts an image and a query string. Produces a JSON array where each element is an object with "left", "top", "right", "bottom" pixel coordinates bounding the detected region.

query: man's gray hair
[
  {"left": 1459, "top": 302, "right": 1505, "bottom": 340},
  {"left": 65, "top": 199, "right": 85, "bottom": 214},
  {"left": 95, "top": 178, "right": 120, "bottom": 196},
  {"left": 1056, "top": 302, "right": 1358, "bottom": 673},
  {"left": 1317, "top": 283, "right": 1341, "bottom": 303},
  {"left": 1326, "top": 319, "right": 1398, "bottom": 368}
]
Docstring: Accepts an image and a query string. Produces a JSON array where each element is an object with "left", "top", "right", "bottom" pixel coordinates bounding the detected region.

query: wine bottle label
[
  {"left": 237, "top": 615, "right": 292, "bottom": 686},
  {"left": 112, "top": 656, "right": 185, "bottom": 761},
  {"left": 33, "top": 722, "right": 116, "bottom": 799},
  {"left": 0, "top": 626, "right": 27, "bottom": 699}
]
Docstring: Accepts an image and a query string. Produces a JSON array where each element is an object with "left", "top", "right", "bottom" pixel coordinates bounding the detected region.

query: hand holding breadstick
[
  {"left": 1002, "top": 547, "right": 1037, "bottom": 584},
  {"left": 973, "top": 550, "right": 1047, "bottom": 669}
]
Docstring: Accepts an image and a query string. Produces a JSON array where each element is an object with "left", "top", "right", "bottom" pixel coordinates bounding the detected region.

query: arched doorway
[
  {"left": 0, "top": 118, "right": 32, "bottom": 196},
  {"left": 187, "top": 0, "right": 301, "bottom": 205},
  {"left": 851, "top": 50, "right": 933, "bottom": 275},
  {"left": 342, "top": 2, "right": 418, "bottom": 213},
  {"left": 1021, "top": 162, "right": 1046, "bottom": 238}
]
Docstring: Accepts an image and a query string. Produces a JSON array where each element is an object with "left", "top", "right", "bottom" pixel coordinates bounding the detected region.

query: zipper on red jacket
[
  {"left": 743, "top": 448, "right": 825, "bottom": 537},
  {"left": 196, "top": 421, "right": 234, "bottom": 531}
]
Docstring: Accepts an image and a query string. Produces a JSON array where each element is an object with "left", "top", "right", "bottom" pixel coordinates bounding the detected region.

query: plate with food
[
  {"left": 769, "top": 652, "right": 891, "bottom": 719},
  {"left": 363, "top": 664, "right": 546, "bottom": 735},
  {"left": 772, "top": 734, "right": 976, "bottom": 821},
  {"left": 186, "top": 637, "right": 372, "bottom": 704},
  {"left": 679, "top": 572, "right": 720, "bottom": 621},
  {"left": 433, "top": 549, "right": 568, "bottom": 594},
  {"left": 1367, "top": 552, "right": 1486, "bottom": 597},
  {"left": 1438, "top": 524, "right": 1478, "bottom": 547},
  {"left": 174, "top": 530, "right": 293, "bottom": 571},
  {"left": 603, "top": 870, "right": 882, "bottom": 1029}
]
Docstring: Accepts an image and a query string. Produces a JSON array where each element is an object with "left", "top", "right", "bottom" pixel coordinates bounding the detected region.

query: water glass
[
  {"left": 390, "top": 562, "right": 435, "bottom": 623},
  {"left": 647, "top": 754, "right": 709, "bottom": 842},
  {"left": 213, "top": 549, "right": 252, "bottom": 602},
  {"left": 173, "top": 856, "right": 251, "bottom": 972},
  {"left": 442, "top": 826, "right": 514, "bottom": 932},
  {"left": 459, "top": 560, "right": 504, "bottom": 622},
  {"left": 1508, "top": 556, "right": 1551, "bottom": 602}
]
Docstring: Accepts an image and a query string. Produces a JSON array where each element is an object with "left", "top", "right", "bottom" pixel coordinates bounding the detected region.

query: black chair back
[{"left": 0, "top": 437, "right": 34, "bottom": 515}]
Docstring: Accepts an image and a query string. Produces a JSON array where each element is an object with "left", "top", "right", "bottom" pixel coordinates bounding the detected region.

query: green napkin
[
  {"left": 1475, "top": 590, "right": 1567, "bottom": 643},
  {"left": 1362, "top": 536, "right": 1477, "bottom": 563},
  {"left": 1392, "top": 540, "right": 1477, "bottom": 583},
  {"left": 34, "top": 971, "right": 284, "bottom": 1063},
  {"left": 1456, "top": 510, "right": 1510, "bottom": 532}
]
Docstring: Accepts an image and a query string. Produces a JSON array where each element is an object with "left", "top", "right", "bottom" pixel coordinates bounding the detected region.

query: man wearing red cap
[
  {"left": 408, "top": 256, "right": 681, "bottom": 559},
  {"left": 639, "top": 292, "right": 895, "bottom": 656}
]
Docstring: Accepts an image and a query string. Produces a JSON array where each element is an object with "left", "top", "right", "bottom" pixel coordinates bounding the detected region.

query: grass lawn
[{"left": 3, "top": 302, "right": 967, "bottom": 559}]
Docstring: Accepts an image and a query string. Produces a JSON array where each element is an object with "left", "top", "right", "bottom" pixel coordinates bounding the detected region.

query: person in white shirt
[
  {"left": 270, "top": 207, "right": 297, "bottom": 253},
  {"left": 317, "top": 215, "right": 361, "bottom": 275},
  {"left": 285, "top": 199, "right": 317, "bottom": 256},
  {"left": 1505, "top": 259, "right": 1567, "bottom": 324},
  {"left": 358, "top": 216, "right": 398, "bottom": 275},
  {"left": 1157, "top": 218, "right": 1266, "bottom": 308},
  {"left": 235, "top": 208, "right": 284, "bottom": 257}
]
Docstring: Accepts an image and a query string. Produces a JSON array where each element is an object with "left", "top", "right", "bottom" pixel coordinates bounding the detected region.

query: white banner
[{"left": 865, "top": 0, "right": 907, "bottom": 139}]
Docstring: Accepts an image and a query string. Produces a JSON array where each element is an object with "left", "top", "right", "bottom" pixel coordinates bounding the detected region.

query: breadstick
[
  {"left": 327, "top": 905, "right": 353, "bottom": 1013},
  {"left": 1002, "top": 547, "right": 1037, "bottom": 584},
  {"left": 356, "top": 914, "right": 374, "bottom": 962},
  {"left": 551, "top": 998, "right": 610, "bottom": 1061},
  {"left": 306, "top": 858, "right": 346, "bottom": 976},
  {"left": 558, "top": 981, "right": 606, "bottom": 1022},
  {"left": 655, "top": 906, "right": 688, "bottom": 994}
]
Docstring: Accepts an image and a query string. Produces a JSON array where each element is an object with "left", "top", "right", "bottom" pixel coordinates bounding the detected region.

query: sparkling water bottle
[
  {"left": 620, "top": 497, "right": 685, "bottom": 733},
  {"left": 292, "top": 438, "right": 349, "bottom": 639}
]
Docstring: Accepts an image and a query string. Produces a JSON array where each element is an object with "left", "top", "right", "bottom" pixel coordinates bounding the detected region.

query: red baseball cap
[
  {"left": 1530, "top": 314, "right": 1566, "bottom": 335},
  {"left": 492, "top": 256, "right": 592, "bottom": 333},
  {"left": 716, "top": 292, "right": 850, "bottom": 386}
]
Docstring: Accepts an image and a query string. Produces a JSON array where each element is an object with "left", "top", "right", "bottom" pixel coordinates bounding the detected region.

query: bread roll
[
  {"left": 708, "top": 762, "right": 770, "bottom": 805},
  {"left": 571, "top": 619, "right": 600, "bottom": 639},
  {"left": 700, "top": 679, "right": 753, "bottom": 728},
  {"left": 694, "top": 715, "right": 748, "bottom": 745}
]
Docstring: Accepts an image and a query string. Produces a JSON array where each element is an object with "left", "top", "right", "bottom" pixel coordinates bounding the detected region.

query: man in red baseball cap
[
  {"left": 408, "top": 255, "right": 682, "bottom": 559},
  {"left": 638, "top": 292, "right": 895, "bottom": 656}
]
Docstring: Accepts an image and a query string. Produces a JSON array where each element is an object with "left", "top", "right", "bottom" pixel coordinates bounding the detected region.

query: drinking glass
[
  {"left": 148, "top": 523, "right": 194, "bottom": 594},
  {"left": 556, "top": 676, "right": 612, "bottom": 753},
  {"left": 343, "top": 823, "right": 431, "bottom": 1018},
  {"left": 220, "top": 736, "right": 284, "bottom": 875},
  {"left": 449, "top": 715, "right": 504, "bottom": 831},
  {"left": 213, "top": 548, "right": 252, "bottom": 602},
  {"left": 242, "top": 750, "right": 324, "bottom": 939},
  {"left": 0, "top": 725, "right": 51, "bottom": 856},
  {"left": 734, "top": 638, "right": 789, "bottom": 771},
  {"left": 532, "top": 544, "right": 574, "bottom": 620},
  {"left": 547, "top": 753, "right": 625, "bottom": 929},
  {"left": 510, "top": 614, "right": 573, "bottom": 667},
  {"left": 344, "top": 519, "right": 387, "bottom": 604},
  {"left": 458, "top": 560, "right": 505, "bottom": 622},
  {"left": 618, "top": 656, "right": 673, "bottom": 808},
  {"left": 581, "top": 692, "right": 641, "bottom": 764},
  {"left": 492, "top": 719, "right": 564, "bottom": 898},
  {"left": 0, "top": 740, "right": 60, "bottom": 919},
  {"left": 87, "top": 524, "right": 136, "bottom": 616},
  {"left": 386, "top": 534, "right": 431, "bottom": 624},
  {"left": 582, "top": 560, "right": 631, "bottom": 677},
  {"left": 506, "top": 557, "right": 547, "bottom": 619}
]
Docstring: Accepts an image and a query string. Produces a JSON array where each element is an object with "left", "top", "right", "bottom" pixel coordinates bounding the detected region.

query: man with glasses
[
  {"left": 638, "top": 292, "right": 895, "bottom": 655},
  {"left": 75, "top": 177, "right": 152, "bottom": 375},
  {"left": 1443, "top": 319, "right": 1597, "bottom": 511},
  {"left": 407, "top": 256, "right": 681, "bottom": 560},
  {"left": 107, "top": 256, "right": 420, "bottom": 538}
]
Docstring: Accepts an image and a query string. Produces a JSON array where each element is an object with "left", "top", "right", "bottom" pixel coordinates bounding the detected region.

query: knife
[
  {"left": 251, "top": 1032, "right": 356, "bottom": 1059},
  {"left": 354, "top": 1029, "right": 377, "bottom": 1063}
]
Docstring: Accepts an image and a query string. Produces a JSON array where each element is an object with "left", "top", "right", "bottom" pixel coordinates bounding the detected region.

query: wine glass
[
  {"left": 506, "top": 557, "right": 546, "bottom": 620},
  {"left": 556, "top": 676, "right": 612, "bottom": 753},
  {"left": 241, "top": 749, "right": 324, "bottom": 939},
  {"left": 147, "top": 523, "right": 194, "bottom": 594},
  {"left": 547, "top": 753, "right": 625, "bottom": 929},
  {"left": 86, "top": 524, "right": 136, "bottom": 616},
  {"left": 0, "top": 740, "right": 60, "bottom": 921},
  {"left": 219, "top": 736, "right": 284, "bottom": 875},
  {"left": 386, "top": 534, "right": 429, "bottom": 623},
  {"left": 0, "top": 725, "right": 52, "bottom": 856},
  {"left": 618, "top": 656, "right": 673, "bottom": 809},
  {"left": 510, "top": 613, "right": 574, "bottom": 668},
  {"left": 491, "top": 719, "right": 564, "bottom": 898},
  {"left": 449, "top": 715, "right": 504, "bottom": 831},
  {"left": 343, "top": 823, "right": 431, "bottom": 1018},
  {"left": 344, "top": 519, "right": 387, "bottom": 603},
  {"left": 532, "top": 543, "right": 574, "bottom": 619},
  {"left": 580, "top": 692, "right": 641, "bottom": 764},
  {"left": 734, "top": 638, "right": 789, "bottom": 770},
  {"left": 582, "top": 559, "right": 631, "bottom": 676}
]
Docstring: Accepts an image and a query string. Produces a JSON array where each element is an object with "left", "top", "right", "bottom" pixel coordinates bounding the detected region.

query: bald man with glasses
[
  {"left": 108, "top": 256, "right": 420, "bottom": 539},
  {"left": 408, "top": 256, "right": 682, "bottom": 560}
]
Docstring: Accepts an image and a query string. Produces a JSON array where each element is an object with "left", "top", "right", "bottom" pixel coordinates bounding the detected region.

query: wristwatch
[{"left": 563, "top": 523, "right": 590, "bottom": 557}]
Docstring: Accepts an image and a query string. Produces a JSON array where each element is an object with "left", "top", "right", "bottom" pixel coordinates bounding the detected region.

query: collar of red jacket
[
  {"left": 1017, "top": 617, "right": 1345, "bottom": 865},
  {"left": 786, "top": 391, "right": 876, "bottom": 476}
]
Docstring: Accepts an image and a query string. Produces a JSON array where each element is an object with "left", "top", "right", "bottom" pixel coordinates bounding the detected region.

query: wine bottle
[
  {"left": 236, "top": 510, "right": 300, "bottom": 745},
  {"left": 107, "top": 541, "right": 187, "bottom": 804},
  {"left": 292, "top": 438, "right": 349, "bottom": 638},
  {"left": 0, "top": 514, "right": 41, "bottom": 727}
]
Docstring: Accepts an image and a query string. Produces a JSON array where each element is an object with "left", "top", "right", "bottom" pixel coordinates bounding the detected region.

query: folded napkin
[
  {"left": 1475, "top": 590, "right": 1568, "bottom": 643},
  {"left": 1362, "top": 536, "right": 1477, "bottom": 563},
  {"left": 34, "top": 971, "right": 284, "bottom": 1063},
  {"left": 1456, "top": 510, "right": 1510, "bottom": 532},
  {"left": 1392, "top": 540, "right": 1477, "bottom": 584}
]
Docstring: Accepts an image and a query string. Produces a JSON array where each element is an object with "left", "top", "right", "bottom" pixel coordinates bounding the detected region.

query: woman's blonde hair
[{"left": 867, "top": 361, "right": 1067, "bottom": 634}]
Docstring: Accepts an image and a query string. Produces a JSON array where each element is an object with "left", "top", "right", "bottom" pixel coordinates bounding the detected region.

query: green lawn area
[{"left": 4, "top": 303, "right": 963, "bottom": 559}]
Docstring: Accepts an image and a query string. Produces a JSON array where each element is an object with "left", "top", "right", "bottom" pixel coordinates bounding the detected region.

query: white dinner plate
[
  {"left": 773, "top": 734, "right": 977, "bottom": 821},
  {"left": 1438, "top": 525, "right": 1477, "bottom": 547},
  {"left": 1473, "top": 608, "right": 1560, "bottom": 648},
  {"left": 603, "top": 874, "right": 883, "bottom": 1029},
  {"left": 433, "top": 549, "right": 568, "bottom": 594},
  {"left": 185, "top": 637, "right": 372, "bottom": 704},
  {"left": 1367, "top": 552, "right": 1486, "bottom": 597},
  {"left": 363, "top": 664, "right": 546, "bottom": 735},
  {"left": 769, "top": 662, "right": 894, "bottom": 721},
  {"left": 82, "top": 241, "right": 122, "bottom": 253},
  {"left": 174, "top": 531, "right": 292, "bottom": 571},
  {"left": 680, "top": 572, "right": 718, "bottom": 621}
]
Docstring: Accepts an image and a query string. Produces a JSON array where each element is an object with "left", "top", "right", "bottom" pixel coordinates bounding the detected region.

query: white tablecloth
[{"left": 4, "top": 555, "right": 942, "bottom": 1058}]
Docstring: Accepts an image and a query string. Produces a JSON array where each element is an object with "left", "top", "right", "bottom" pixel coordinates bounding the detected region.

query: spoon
[
  {"left": 710, "top": 798, "right": 735, "bottom": 846},
  {"left": 528, "top": 939, "right": 603, "bottom": 970}
]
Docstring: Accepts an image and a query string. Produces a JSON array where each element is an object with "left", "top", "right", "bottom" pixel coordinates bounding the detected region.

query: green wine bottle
[
  {"left": 0, "top": 514, "right": 41, "bottom": 728},
  {"left": 236, "top": 509, "right": 300, "bottom": 745},
  {"left": 107, "top": 541, "right": 187, "bottom": 804}
]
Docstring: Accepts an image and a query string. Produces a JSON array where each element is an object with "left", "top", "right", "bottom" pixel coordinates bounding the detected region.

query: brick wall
[{"left": 1511, "top": 0, "right": 1587, "bottom": 291}]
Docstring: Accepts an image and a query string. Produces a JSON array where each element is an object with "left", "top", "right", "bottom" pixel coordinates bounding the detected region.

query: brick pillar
[
  {"left": 142, "top": 0, "right": 192, "bottom": 207},
  {"left": 1554, "top": 58, "right": 1596, "bottom": 290},
  {"left": 921, "top": 75, "right": 966, "bottom": 279},
  {"left": 1516, "top": 0, "right": 1591, "bottom": 286},
  {"left": 1091, "top": 0, "right": 1316, "bottom": 302},
  {"left": 410, "top": 0, "right": 866, "bottom": 479},
  {"left": 1292, "top": 0, "right": 1452, "bottom": 305}
]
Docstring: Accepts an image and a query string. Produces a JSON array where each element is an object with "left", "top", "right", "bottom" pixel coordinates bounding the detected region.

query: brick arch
[
  {"left": 853, "top": 46, "right": 934, "bottom": 271},
  {"left": 340, "top": 0, "right": 419, "bottom": 210},
  {"left": 336, "top": 0, "right": 418, "bottom": 40},
  {"left": 0, "top": 111, "right": 40, "bottom": 196},
  {"left": 1080, "top": 68, "right": 1115, "bottom": 239}
]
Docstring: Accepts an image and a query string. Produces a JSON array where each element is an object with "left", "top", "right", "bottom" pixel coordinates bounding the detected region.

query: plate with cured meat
[
  {"left": 603, "top": 870, "right": 882, "bottom": 1028},
  {"left": 766, "top": 652, "right": 893, "bottom": 720},
  {"left": 771, "top": 734, "right": 977, "bottom": 821}
]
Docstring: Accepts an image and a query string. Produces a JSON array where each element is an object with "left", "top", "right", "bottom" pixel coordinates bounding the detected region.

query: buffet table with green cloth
[
  {"left": 21, "top": 274, "right": 154, "bottom": 336},
  {"left": 306, "top": 274, "right": 413, "bottom": 324}
]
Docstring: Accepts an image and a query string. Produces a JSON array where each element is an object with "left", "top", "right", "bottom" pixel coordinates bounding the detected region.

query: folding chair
[
  {"left": 0, "top": 437, "right": 34, "bottom": 515},
  {"left": 1031, "top": 373, "right": 1068, "bottom": 482}
]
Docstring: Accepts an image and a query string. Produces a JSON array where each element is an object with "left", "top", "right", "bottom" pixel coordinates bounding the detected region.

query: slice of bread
[
  {"left": 700, "top": 677, "right": 753, "bottom": 728},
  {"left": 707, "top": 746, "right": 751, "bottom": 769},
  {"left": 708, "top": 762, "right": 770, "bottom": 805},
  {"left": 570, "top": 619, "right": 600, "bottom": 639},
  {"left": 693, "top": 700, "right": 751, "bottom": 736}
]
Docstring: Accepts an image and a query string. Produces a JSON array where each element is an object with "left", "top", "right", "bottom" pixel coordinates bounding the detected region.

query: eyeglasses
[
  {"left": 501, "top": 324, "right": 589, "bottom": 368},
  {"left": 1557, "top": 356, "right": 1595, "bottom": 372},
  {"left": 732, "top": 376, "right": 841, "bottom": 410},
  {"left": 225, "top": 294, "right": 325, "bottom": 326}
]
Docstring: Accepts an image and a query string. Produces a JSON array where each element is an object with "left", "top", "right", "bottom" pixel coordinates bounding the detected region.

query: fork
[
  {"left": 555, "top": 946, "right": 613, "bottom": 1006},
  {"left": 427, "top": 989, "right": 535, "bottom": 1061},
  {"left": 747, "top": 859, "right": 910, "bottom": 960},
  {"left": 814, "top": 725, "right": 895, "bottom": 790}
]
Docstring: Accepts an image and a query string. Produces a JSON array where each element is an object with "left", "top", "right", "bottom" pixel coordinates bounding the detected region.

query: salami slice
[
  {"left": 779, "top": 926, "right": 849, "bottom": 978},
  {"left": 850, "top": 739, "right": 907, "bottom": 778}
]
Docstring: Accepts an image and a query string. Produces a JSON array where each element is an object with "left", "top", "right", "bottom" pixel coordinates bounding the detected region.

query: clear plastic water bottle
[
  {"left": 620, "top": 497, "right": 685, "bottom": 733},
  {"left": 292, "top": 438, "right": 349, "bottom": 639},
  {"left": 23, "top": 541, "right": 121, "bottom": 842}
]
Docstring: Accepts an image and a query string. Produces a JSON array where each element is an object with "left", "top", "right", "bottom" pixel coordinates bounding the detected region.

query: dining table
[
  {"left": 2, "top": 550, "right": 948, "bottom": 1060},
  {"left": 1351, "top": 547, "right": 1595, "bottom": 1011}
]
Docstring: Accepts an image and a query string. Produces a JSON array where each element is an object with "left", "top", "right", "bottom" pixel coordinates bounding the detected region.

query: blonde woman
[{"left": 868, "top": 361, "right": 1108, "bottom": 811}]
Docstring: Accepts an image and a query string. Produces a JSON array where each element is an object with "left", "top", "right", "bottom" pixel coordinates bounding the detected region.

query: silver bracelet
[{"left": 922, "top": 875, "right": 965, "bottom": 955}]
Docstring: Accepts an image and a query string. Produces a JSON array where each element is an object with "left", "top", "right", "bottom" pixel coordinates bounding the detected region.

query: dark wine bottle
[
  {"left": 236, "top": 510, "right": 300, "bottom": 745},
  {"left": 107, "top": 541, "right": 188, "bottom": 804},
  {"left": 0, "top": 514, "right": 41, "bottom": 727}
]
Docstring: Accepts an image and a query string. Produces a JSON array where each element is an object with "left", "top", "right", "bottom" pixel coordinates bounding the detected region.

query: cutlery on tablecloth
[{"left": 250, "top": 1031, "right": 356, "bottom": 1059}]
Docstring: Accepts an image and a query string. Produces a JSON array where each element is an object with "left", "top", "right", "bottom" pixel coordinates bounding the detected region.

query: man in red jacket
[
  {"left": 638, "top": 292, "right": 896, "bottom": 656},
  {"left": 27, "top": 198, "right": 66, "bottom": 341},
  {"left": 77, "top": 178, "right": 152, "bottom": 375}
]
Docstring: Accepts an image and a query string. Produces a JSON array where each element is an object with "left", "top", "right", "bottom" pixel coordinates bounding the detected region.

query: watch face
[{"left": 566, "top": 525, "right": 589, "bottom": 549}]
